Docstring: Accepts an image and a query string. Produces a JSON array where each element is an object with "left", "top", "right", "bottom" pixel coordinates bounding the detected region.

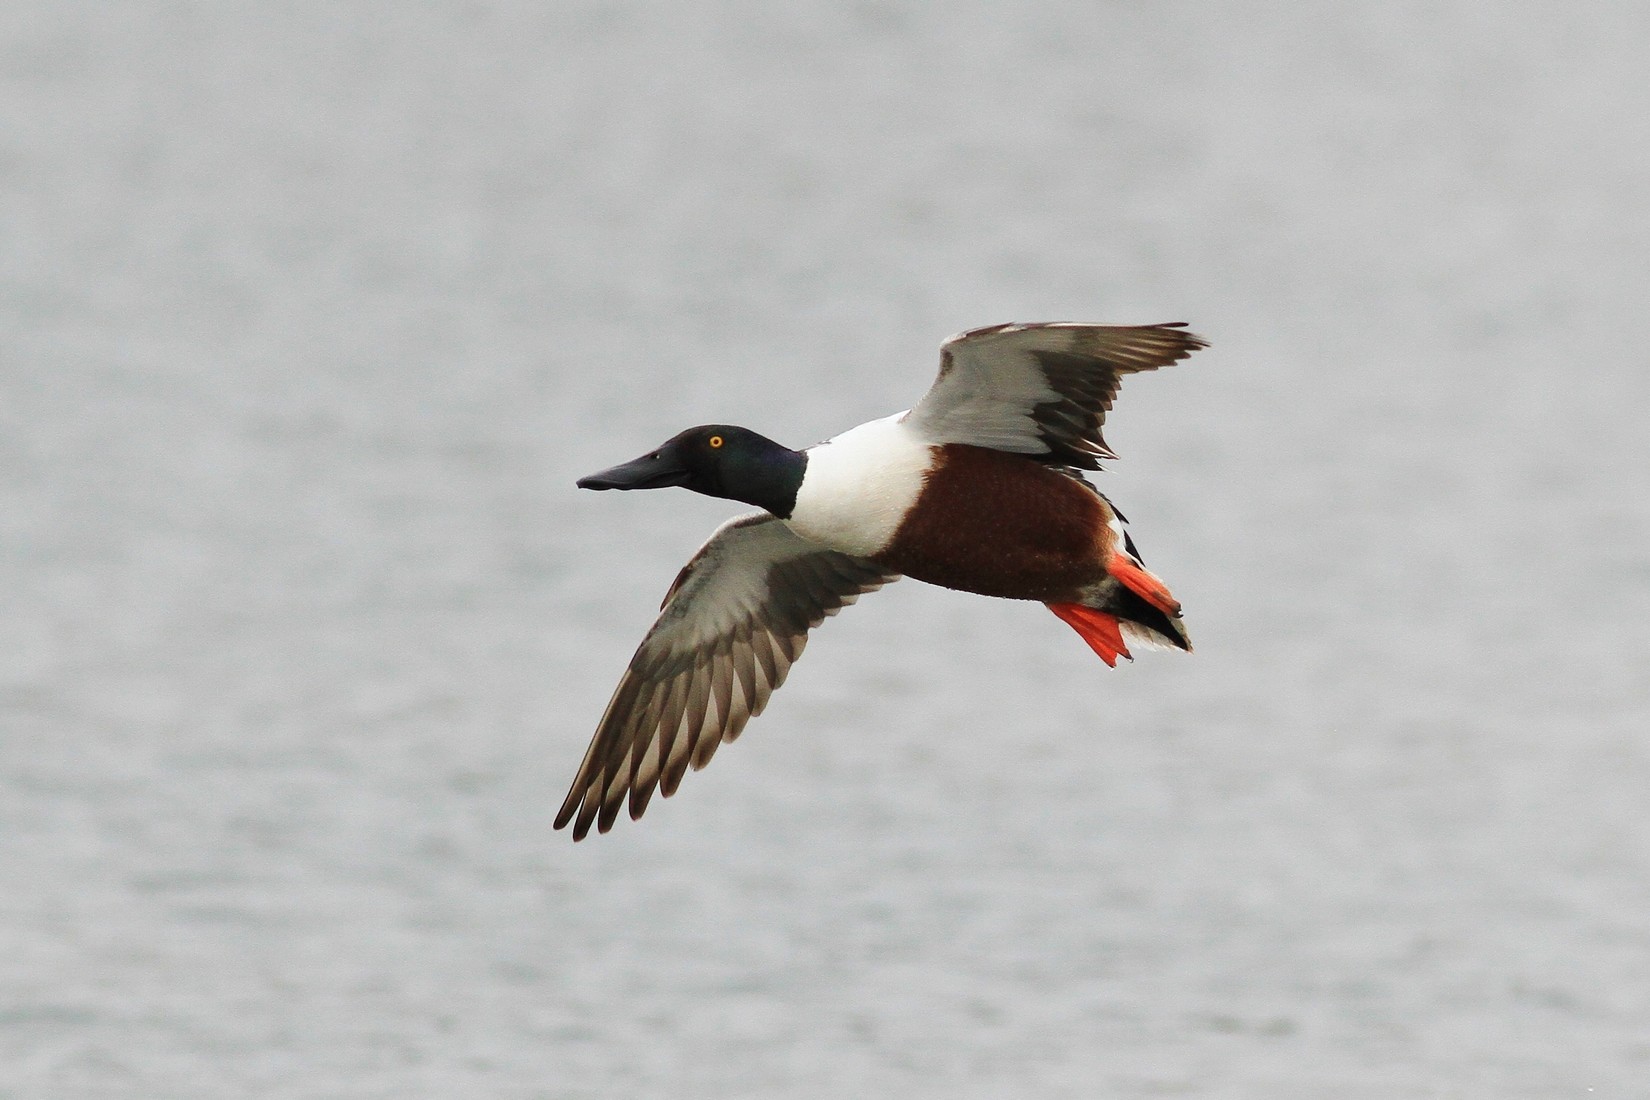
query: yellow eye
[{"left": 708, "top": 435, "right": 724, "bottom": 449}]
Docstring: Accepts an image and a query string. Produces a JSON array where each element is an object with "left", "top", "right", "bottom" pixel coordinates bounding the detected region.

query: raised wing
[
  {"left": 556, "top": 513, "right": 897, "bottom": 839},
  {"left": 902, "top": 322, "right": 1207, "bottom": 467}
]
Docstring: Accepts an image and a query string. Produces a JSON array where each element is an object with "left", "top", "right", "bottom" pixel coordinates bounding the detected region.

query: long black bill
[{"left": 576, "top": 449, "right": 691, "bottom": 491}]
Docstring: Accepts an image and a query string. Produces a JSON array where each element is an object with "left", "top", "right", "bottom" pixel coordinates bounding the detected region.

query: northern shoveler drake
[{"left": 558, "top": 321, "right": 1207, "bottom": 839}]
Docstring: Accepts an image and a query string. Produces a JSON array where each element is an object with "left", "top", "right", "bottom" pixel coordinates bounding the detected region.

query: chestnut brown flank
[{"left": 875, "top": 444, "right": 1113, "bottom": 601}]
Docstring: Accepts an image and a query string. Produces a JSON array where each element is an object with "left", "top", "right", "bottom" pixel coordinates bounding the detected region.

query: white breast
[{"left": 787, "top": 412, "right": 934, "bottom": 558}]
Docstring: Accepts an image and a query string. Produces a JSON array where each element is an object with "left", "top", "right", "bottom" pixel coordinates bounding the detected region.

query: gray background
[{"left": 4, "top": 3, "right": 1648, "bottom": 1097}]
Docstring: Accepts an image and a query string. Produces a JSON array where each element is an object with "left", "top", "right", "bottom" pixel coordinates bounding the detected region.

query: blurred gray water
[{"left": 4, "top": 3, "right": 1649, "bottom": 1097}]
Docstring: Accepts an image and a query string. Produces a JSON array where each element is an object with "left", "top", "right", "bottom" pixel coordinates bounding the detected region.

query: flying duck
[{"left": 558, "top": 321, "right": 1206, "bottom": 839}]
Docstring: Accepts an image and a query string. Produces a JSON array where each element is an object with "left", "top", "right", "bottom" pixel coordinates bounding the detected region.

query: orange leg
[
  {"left": 1107, "top": 553, "right": 1182, "bottom": 617},
  {"left": 1046, "top": 602, "right": 1132, "bottom": 667}
]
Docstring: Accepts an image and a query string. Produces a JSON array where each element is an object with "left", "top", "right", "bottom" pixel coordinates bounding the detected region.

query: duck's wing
[
  {"left": 556, "top": 512, "right": 897, "bottom": 840},
  {"left": 901, "top": 322, "right": 1207, "bottom": 467}
]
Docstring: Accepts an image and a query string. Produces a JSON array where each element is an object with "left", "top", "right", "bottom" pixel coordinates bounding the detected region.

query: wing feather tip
[
  {"left": 553, "top": 803, "right": 578, "bottom": 833},
  {"left": 596, "top": 794, "right": 624, "bottom": 835},
  {"left": 628, "top": 782, "right": 657, "bottom": 822}
]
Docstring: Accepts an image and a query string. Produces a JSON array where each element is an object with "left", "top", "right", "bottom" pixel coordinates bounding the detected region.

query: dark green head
[{"left": 577, "top": 425, "right": 807, "bottom": 518}]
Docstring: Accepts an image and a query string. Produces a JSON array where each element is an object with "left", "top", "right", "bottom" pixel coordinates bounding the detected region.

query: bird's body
[{"left": 560, "top": 321, "right": 1207, "bottom": 839}]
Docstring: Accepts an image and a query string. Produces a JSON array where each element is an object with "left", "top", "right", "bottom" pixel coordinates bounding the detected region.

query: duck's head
[{"left": 577, "top": 425, "right": 806, "bottom": 518}]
